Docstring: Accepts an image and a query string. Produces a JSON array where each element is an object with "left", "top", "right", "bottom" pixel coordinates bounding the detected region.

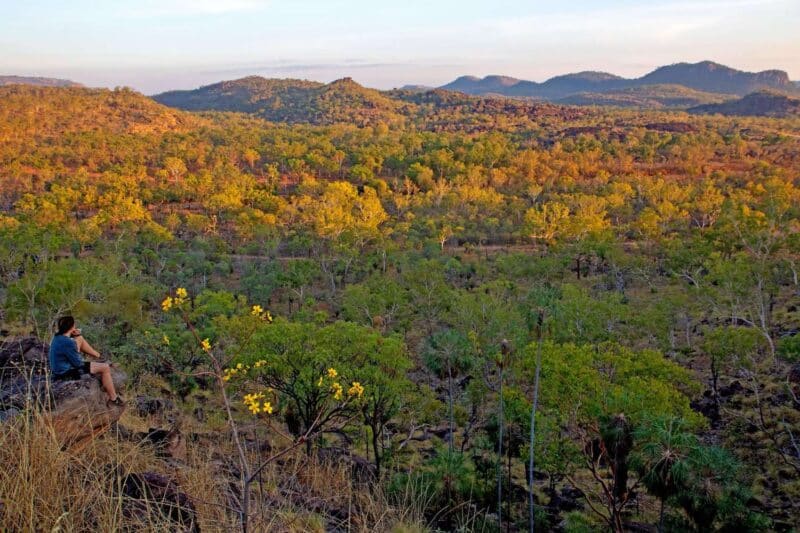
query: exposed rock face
[{"left": 0, "top": 336, "right": 126, "bottom": 449}]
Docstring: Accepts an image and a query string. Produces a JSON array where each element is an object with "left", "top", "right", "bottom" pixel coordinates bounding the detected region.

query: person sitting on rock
[{"left": 49, "top": 316, "right": 123, "bottom": 407}]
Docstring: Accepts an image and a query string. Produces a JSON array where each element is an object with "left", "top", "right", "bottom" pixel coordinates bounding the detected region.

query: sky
[{"left": 1, "top": 0, "right": 798, "bottom": 94}]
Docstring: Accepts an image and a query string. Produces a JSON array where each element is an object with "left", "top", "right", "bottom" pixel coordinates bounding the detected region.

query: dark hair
[{"left": 56, "top": 316, "right": 75, "bottom": 335}]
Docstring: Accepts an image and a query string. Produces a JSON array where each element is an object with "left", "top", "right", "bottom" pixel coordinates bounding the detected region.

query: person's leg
[
  {"left": 89, "top": 361, "right": 118, "bottom": 402},
  {"left": 75, "top": 336, "right": 101, "bottom": 358}
]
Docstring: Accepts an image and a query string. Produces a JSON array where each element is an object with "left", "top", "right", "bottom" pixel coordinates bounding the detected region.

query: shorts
[{"left": 53, "top": 362, "right": 91, "bottom": 381}]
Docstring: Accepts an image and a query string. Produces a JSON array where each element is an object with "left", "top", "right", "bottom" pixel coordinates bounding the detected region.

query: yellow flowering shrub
[
  {"left": 331, "top": 382, "right": 343, "bottom": 401},
  {"left": 243, "top": 392, "right": 273, "bottom": 415},
  {"left": 347, "top": 382, "right": 364, "bottom": 398}
]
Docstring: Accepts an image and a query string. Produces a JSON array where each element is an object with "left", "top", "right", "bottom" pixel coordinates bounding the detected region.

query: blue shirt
[{"left": 49, "top": 335, "right": 84, "bottom": 376}]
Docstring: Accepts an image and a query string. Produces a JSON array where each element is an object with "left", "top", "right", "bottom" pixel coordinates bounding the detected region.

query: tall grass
[
  {"left": 0, "top": 408, "right": 166, "bottom": 530},
  {"left": 0, "top": 402, "right": 431, "bottom": 532}
]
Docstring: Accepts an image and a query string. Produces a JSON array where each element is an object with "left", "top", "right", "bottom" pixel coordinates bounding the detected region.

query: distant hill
[
  {"left": 437, "top": 61, "right": 795, "bottom": 102},
  {"left": 398, "top": 84, "right": 434, "bottom": 92},
  {"left": 154, "top": 77, "right": 323, "bottom": 113},
  {"left": 388, "top": 88, "right": 589, "bottom": 133},
  {"left": 638, "top": 61, "right": 791, "bottom": 95},
  {"left": 0, "top": 85, "right": 204, "bottom": 139},
  {"left": 154, "top": 76, "right": 407, "bottom": 126},
  {"left": 510, "top": 71, "right": 625, "bottom": 99},
  {"left": 442, "top": 75, "right": 526, "bottom": 95},
  {"left": 688, "top": 90, "right": 800, "bottom": 117},
  {"left": 0, "top": 75, "right": 82, "bottom": 87},
  {"left": 557, "top": 84, "right": 733, "bottom": 108}
]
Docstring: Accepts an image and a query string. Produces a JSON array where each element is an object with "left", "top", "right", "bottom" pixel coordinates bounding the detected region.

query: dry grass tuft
[{"left": 0, "top": 400, "right": 430, "bottom": 532}]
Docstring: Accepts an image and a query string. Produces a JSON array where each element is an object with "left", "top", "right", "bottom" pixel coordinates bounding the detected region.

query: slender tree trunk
[
  {"left": 711, "top": 357, "right": 720, "bottom": 410},
  {"left": 496, "top": 339, "right": 513, "bottom": 528},
  {"left": 254, "top": 426, "right": 265, "bottom": 521},
  {"left": 507, "top": 442, "right": 512, "bottom": 533},
  {"left": 529, "top": 310, "right": 545, "bottom": 533},
  {"left": 364, "top": 426, "right": 370, "bottom": 464},
  {"left": 447, "top": 355, "right": 455, "bottom": 455},
  {"left": 372, "top": 425, "right": 382, "bottom": 479},
  {"left": 496, "top": 366, "right": 505, "bottom": 528}
]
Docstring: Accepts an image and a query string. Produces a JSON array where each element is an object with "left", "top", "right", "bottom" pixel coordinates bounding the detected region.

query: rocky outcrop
[
  {"left": 140, "top": 425, "right": 187, "bottom": 461},
  {"left": 117, "top": 470, "right": 199, "bottom": 532},
  {"left": 0, "top": 336, "right": 126, "bottom": 449},
  {"left": 689, "top": 90, "right": 800, "bottom": 117},
  {"left": 0, "top": 336, "right": 49, "bottom": 377}
]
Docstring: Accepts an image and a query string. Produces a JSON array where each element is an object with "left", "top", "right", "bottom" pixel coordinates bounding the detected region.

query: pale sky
[{"left": 1, "top": 0, "right": 798, "bottom": 94}]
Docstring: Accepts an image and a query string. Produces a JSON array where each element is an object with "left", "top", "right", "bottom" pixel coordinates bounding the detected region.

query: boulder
[
  {"left": 789, "top": 363, "right": 800, "bottom": 384},
  {"left": 690, "top": 396, "right": 720, "bottom": 427},
  {"left": 134, "top": 395, "right": 175, "bottom": 418},
  {"left": 138, "top": 425, "right": 187, "bottom": 461},
  {"left": 0, "top": 336, "right": 126, "bottom": 450},
  {"left": 51, "top": 369, "right": 127, "bottom": 449},
  {"left": 117, "top": 470, "right": 199, "bottom": 532},
  {"left": 719, "top": 380, "right": 747, "bottom": 397},
  {"left": 0, "top": 336, "right": 49, "bottom": 378},
  {"left": 317, "top": 446, "right": 376, "bottom": 484}
]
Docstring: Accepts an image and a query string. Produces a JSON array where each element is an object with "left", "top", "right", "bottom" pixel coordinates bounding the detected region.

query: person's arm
[
  {"left": 64, "top": 338, "right": 85, "bottom": 369},
  {"left": 73, "top": 331, "right": 102, "bottom": 359}
]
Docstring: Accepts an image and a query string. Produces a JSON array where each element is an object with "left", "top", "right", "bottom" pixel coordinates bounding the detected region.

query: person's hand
[{"left": 71, "top": 328, "right": 82, "bottom": 337}]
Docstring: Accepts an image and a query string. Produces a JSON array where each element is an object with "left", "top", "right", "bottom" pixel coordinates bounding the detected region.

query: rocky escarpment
[
  {"left": 688, "top": 90, "right": 800, "bottom": 117},
  {"left": 0, "top": 336, "right": 126, "bottom": 449}
]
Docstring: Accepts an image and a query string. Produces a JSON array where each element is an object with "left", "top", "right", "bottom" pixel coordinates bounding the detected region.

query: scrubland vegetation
[{"left": 1, "top": 83, "right": 799, "bottom": 531}]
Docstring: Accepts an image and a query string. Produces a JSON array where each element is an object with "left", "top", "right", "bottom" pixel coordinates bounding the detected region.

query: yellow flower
[
  {"left": 251, "top": 304, "right": 263, "bottom": 316},
  {"left": 161, "top": 297, "right": 173, "bottom": 312},
  {"left": 327, "top": 368, "right": 338, "bottom": 379},
  {"left": 331, "top": 382, "right": 343, "bottom": 401},
  {"left": 236, "top": 363, "right": 244, "bottom": 370},
  {"left": 201, "top": 338, "right": 212, "bottom": 351},
  {"left": 243, "top": 391, "right": 271, "bottom": 416},
  {"left": 265, "top": 311, "right": 273, "bottom": 323},
  {"left": 317, "top": 376, "right": 324, "bottom": 387},
  {"left": 176, "top": 287, "right": 188, "bottom": 299},
  {"left": 162, "top": 334, "right": 170, "bottom": 345},
  {"left": 253, "top": 359, "right": 267, "bottom": 368},
  {"left": 348, "top": 382, "right": 365, "bottom": 398}
]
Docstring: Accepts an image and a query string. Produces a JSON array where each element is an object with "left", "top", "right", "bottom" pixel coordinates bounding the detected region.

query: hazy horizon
[{"left": 2, "top": 0, "right": 799, "bottom": 94}]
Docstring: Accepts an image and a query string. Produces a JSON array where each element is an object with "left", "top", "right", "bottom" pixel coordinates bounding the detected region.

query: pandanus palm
[{"left": 633, "top": 417, "right": 698, "bottom": 532}]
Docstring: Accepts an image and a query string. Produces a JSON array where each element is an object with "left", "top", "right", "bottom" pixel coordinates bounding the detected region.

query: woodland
[{"left": 0, "top": 83, "right": 799, "bottom": 532}]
